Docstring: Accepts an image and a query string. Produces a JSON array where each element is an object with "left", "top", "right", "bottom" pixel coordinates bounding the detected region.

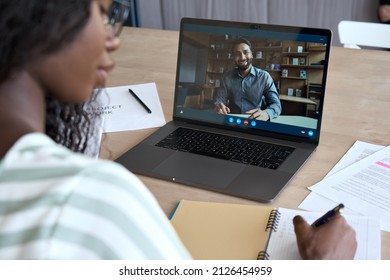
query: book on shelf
[{"left": 169, "top": 200, "right": 381, "bottom": 260}]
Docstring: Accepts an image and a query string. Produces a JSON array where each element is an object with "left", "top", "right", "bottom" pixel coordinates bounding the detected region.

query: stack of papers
[{"left": 299, "top": 140, "right": 390, "bottom": 232}]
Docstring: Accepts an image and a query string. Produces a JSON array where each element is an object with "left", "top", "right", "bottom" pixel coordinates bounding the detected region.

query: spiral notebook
[{"left": 169, "top": 200, "right": 381, "bottom": 260}]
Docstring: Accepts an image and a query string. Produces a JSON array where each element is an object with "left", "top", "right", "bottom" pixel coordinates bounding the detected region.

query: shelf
[
  {"left": 282, "top": 52, "right": 309, "bottom": 56},
  {"left": 307, "top": 46, "right": 326, "bottom": 51},
  {"left": 281, "top": 77, "right": 307, "bottom": 80},
  {"left": 208, "top": 58, "right": 231, "bottom": 61},
  {"left": 255, "top": 46, "right": 283, "bottom": 50},
  {"left": 281, "top": 64, "right": 324, "bottom": 69},
  {"left": 281, "top": 64, "right": 308, "bottom": 68}
]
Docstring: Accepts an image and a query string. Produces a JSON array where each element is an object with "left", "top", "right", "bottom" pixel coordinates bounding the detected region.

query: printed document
[
  {"left": 308, "top": 144, "right": 390, "bottom": 232},
  {"left": 299, "top": 141, "right": 384, "bottom": 214}
]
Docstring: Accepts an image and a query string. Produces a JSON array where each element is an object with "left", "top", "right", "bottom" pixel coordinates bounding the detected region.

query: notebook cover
[{"left": 170, "top": 200, "right": 274, "bottom": 259}]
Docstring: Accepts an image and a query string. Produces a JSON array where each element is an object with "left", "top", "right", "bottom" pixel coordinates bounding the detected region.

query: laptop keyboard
[{"left": 155, "top": 127, "right": 295, "bottom": 170}]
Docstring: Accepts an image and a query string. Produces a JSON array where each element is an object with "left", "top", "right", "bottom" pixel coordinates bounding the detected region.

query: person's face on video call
[{"left": 233, "top": 43, "right": 253, "bottom": 71}]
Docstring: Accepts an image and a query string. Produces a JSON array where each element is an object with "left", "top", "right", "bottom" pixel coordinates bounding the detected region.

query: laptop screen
[{"left": 173, "top": 18, "right": 332, "bottom": 143}]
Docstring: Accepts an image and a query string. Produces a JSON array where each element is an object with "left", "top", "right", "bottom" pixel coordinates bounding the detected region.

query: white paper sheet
[
  {"left": 324, "top": 141, "right": 385, "bottom": 178},
  {"left": 307, "top": 144, "right": 390, "bottom": 232},
  {"left": 299, "top": 141, "right": 384, "bottom": 214},
  {"left": 93, "top": 83, "right": 166, "bottom": 133}
]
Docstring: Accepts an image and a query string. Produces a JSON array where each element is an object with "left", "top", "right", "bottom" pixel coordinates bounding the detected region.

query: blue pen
[{"left": 311, "top": 203, "right": 344, "bottom": 227}]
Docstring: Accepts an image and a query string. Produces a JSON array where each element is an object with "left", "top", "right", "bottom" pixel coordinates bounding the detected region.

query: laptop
[{"left": 116, "top": 18, "right": 332, "bottom": 202}]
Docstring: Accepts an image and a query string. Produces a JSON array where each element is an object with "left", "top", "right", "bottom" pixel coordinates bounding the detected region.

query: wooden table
[{"left": 100, "top": 27, "right": 390, "bottom": 259}]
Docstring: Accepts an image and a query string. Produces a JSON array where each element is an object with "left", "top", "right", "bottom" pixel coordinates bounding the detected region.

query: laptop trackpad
[{"left": 153, "top": 152, "right": 244, "bottom": 188}]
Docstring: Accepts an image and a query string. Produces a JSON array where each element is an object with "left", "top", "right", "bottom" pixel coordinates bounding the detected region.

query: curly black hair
[
  {"left": 45, "top": 92, "right": 102, "bottom": 156},
  {"left": 0, "top": 0, "right": 101, "bottom": 154}
]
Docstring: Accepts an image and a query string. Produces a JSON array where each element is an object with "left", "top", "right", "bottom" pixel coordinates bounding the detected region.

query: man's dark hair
[
  {"left": 0, "top": 0, "right": 99, "bottom": 154},
  {"left": 231, "top": 37, "right": 252, "bottom": 51}
]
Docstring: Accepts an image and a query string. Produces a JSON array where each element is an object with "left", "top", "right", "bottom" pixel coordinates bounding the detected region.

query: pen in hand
[
  {"left": 311, "top": 203, "right": 344, "bottom": 227},
  {"left": 248, "top": 108, "right": 259, "bottom": 119},
  {"left": 128, "top": 88, "right": 152, "bottom": 114}
]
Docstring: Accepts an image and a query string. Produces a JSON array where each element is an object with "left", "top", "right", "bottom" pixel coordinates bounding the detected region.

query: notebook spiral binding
[
  {"left": 257, "top": 251, "right": 270, "bottom": 260},
  {"left": 266, "top": 209, "right": 280, "bottom": 232},
  {"left": 257, "top": 209, "right": 281, "bottom": 260}
]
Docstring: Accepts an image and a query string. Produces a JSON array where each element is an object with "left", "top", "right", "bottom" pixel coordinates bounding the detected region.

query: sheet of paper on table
[
  {"left": 93, "top": 82, "right": 166, "bottom": 133},
  {"left": 299, "top": 140, "right": 385, "bottom": 213},
  {"left": 299, "top": 140, "right": 390, "bottom": 232}
]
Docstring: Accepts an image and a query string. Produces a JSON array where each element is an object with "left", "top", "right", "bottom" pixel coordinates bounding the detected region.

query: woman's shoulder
[
  {"left": 0, "top": 133, "right": 191, "bottom": 259},
  {"left": 1, "top": 132, "right": 141, "bottom": 186}
]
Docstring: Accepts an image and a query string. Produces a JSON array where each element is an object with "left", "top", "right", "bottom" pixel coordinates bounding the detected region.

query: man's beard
[{"left": 236, "top": 57, "right": 252, "bottom": 71}]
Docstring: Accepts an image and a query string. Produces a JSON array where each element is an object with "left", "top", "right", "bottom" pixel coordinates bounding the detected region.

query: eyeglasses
[{"left": 105, "top": 0, "right": 131, "bottom": 37}]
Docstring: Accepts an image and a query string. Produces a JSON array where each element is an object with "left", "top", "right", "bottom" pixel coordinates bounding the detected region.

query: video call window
[{"left": 177, "top": 31, "right": 326, "bottom": 120}]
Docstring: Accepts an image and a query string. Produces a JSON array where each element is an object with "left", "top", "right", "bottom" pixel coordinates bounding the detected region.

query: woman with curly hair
[
  {"left": 0, "top": 0, "right": 191, "bottom": 259},
  {"left": 0, "top": 0, "right": 356, "bottom": 260}
]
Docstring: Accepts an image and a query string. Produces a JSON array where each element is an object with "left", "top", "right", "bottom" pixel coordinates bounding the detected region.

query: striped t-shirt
[{"left": 0, "top": 133, "right": 191, "bottom": 259}]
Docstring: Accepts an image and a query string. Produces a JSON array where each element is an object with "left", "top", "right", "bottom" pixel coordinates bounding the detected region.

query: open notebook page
[{"left": 265, "top": 208, "right": 380, "bottom": 260}]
